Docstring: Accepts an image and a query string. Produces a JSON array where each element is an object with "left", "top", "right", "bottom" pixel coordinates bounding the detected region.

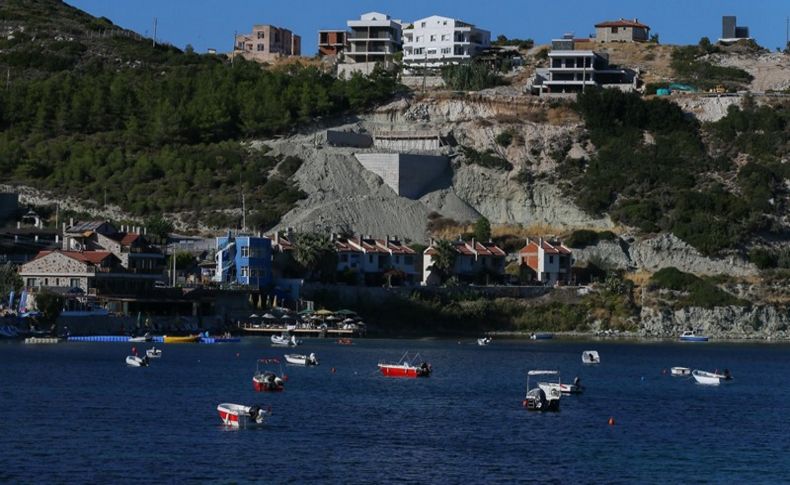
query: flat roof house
[
  {"left": 340, "top": 12, "right": 402, "bottom": 76},
  {"left": 594, "top": 18, "right": 650, "bottom": 43},
  {"left": 234, "top": 24, "right": 301, "bottom": 63},
  {"left": 402, "top": 15, "right": 491, "bottom": 71},
  {"left": 318, "top": 29, "right": 347, "bottom": 57}
]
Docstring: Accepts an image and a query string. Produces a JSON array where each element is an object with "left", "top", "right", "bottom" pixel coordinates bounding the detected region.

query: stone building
[
  {"left": 594, "top": 18, "right": 650, "bottom": 43},
  {"left": 234, "top": 24, "right": 301, "bottom": 63}
]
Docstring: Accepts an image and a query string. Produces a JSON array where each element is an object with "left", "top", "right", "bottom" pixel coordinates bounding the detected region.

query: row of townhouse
[{"left": 210, "top": 230, "right": 575, "bottom": 287}]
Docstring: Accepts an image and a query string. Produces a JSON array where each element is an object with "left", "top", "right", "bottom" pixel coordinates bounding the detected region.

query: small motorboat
[
  {"left": 692, "top": 369, "right": 721, "bottom": 385},
  {"left": 129, "top": 333, "right": 152, "bottom": 343},
  {"left": 217, "top": 403, "right": 270, "bottom": 428},
  {"left": 540, "top": 376, "right": 584, "bottom": 395},
  {"left": 378, "top": 351, "right": 431, "bottom": 378},
  {"left": 679, "top": 331, "right": 709, "bottom": 342},
  {"left": 271, "top": 333, "right": 300, "bottom": 347},
  {"left": 163, "top": 335, "right": 200, "bottom": 344},
  {"left": 146, "top": 346, "right": 162, "bottom": 358},
  {"left": 582, "top": 350, "right": 600, "bottom": 365},
  {"left": 530, "top": 332, "right": 554, "bottom": 340},
  {"left": 671, "top": 366, "right": 691, "bottom": 377},
  {"left": 23, "top": 337, "right": 59, "bottom": 344},
  {"left": 523, "top": 370, "right": 561, "bottom": 411},
  {"left": 477, "top": 337, "right": 492, "bottom": 346},
  {"left": 126, "top": 355, "right": 149, "bottom": 367},
  {"left": 0, "top": 325, "right": 19, "bottom": 338},
  {"left": 337, "top": 338, "right": 353, "bottom": 345},
  {"left": 252, "top": 358, "right": 285, "bottom": 392},
  {"left": 284, "top": 353, "right": 318, "bottom": 366}
]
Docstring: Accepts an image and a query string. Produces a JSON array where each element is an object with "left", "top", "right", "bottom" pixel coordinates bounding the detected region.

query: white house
[
  {"left": 518, "top": 237, "right": 573, "bottom": 285},
  {"left": 402, "top": 15, "right": 490, "bottom": 70}
]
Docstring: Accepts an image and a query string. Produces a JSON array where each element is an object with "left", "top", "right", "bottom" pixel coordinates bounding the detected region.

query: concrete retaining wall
[
  {"left": 327, "top": 130, "right": 373, "bottom": 148},
  {"left": 354, "top": 153, "right": 448, "bottom": 199}
]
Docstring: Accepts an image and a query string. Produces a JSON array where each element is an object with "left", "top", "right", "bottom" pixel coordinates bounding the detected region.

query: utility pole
[
  {"left": 152, "top": 17, "right": 157, "bottom": 48},
  {"left": 241, "top": 191, "right": 246, "bottom": 232}
]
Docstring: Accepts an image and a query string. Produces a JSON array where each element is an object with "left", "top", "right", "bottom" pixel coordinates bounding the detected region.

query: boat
[
  {"left": 23, "top": 337, "right": 59, "bottom": 344},
  {"left": 252, "top": 358, "right": 285, "bottom": 392},
  {"left": 163, "top": 335, "right": 200, "bottom": 343},
  {"left": 337, "top": 338, "right": 353, "bottom": 345},
  {"left": 679, "top": 330, "right": 709, "bottom": 342},
  {"left": 540, "top": 376, "right": 584, "bottom": 395},
  {"left": 377, "top": 351, "right": 431, "bottom": 378},
  {"left": 582, "top": 350, "right": 600, "bottom": 365},
  {"left": 692, "top": 369, "right": 721, "bottom": 385},
  {"left": 671, "top": 366, "right": 691, "bottom": 376},
  {"left": 126, "top": 355, "right": 149, "bottom": 367},
  {"left": 271, "top": 333, "right": 300, "bottom": 347},
  {"left": 129, "top": 332, "right": 152, "bottom": 343},
  {"left": 530, "top": 332, "right": 554, "bottom": 340},
  {"left": 146, "top": 346, "right": 162, "bottom": 359},
  {"left": 0, "top": 324, "right": 19, "bottom": 339},
  {"left": 523, "top": 370, "right": 561, "bottom": 411},
  {"left": 477, "top": 337, "right": 492, "bottom": 346},
  {"left": 217, "top": 403, "right": 270, "bottom": 428},
  {"left": 284, "top": 353, "right": 318, "bottom": 366}
]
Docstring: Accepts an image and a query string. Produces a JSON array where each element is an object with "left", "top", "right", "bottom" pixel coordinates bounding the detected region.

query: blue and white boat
[
  {"left": 530, "top": 332, "right": 554, "bottom": 340},
  {"left": 679, "top": 330, "right": 709, "bottom": 342}
]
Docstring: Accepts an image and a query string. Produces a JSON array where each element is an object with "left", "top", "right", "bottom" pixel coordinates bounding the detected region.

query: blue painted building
[{"left": 214, "top": 234, "right": 273, "bottom": 287}]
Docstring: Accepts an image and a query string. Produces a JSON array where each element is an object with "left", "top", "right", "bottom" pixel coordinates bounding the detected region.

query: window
[
  {"left": 55, "top": 278, "right": 60, "bottom": 286},
  {"left": 241, "top": 266, "right": 249, "bottom": 277},
  {"left": 70, "top": 278, "right": 80, "bottom": 288},
  {"left": 548, "top": 256, "right": 554, "bottom": 264},
  {"left": 241, "top": 246, "right": 249, "bottom": 257},
  {"left": 257, "top": 31, "right": 265, "bottom": 39},
  {"left": 441, "top": 47, "right": 451, "bottom": 54},
  {"left": 414, "top": 48, "right": 424, "bottom": 55},
  {"left": 442, "top": 20, "right": 447, "bottom": 25},
  {"left": 441, "top": 34, "right": 449, "bottom": 41},
  {"left": 430, "top": 35, "right": 436, "bottom": 42},
  {"left": 395, "top": 255, "right": 401, "bottom": 264},
  {"left": 44, "top": 278, "right": 48, "bottom": 286},
  {"left": 368, "top": 255, "right": 373, "bottom": 264},
  {"left": 256, "top": 44, "right": 265, "bottom": 51},
  {"left": 611, "top": 27, "right": 618, "bottom": 33},
  {"left": 26, "top": 278, "right": 36, "bottom": 287},
  {"left": 416, "top": 36, "right": 422, "bottom": 43},
  {"left": 421, "top": 22, "right": 426, "bottom": 27}
]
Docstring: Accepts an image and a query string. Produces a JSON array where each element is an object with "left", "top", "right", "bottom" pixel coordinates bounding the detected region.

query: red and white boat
[
  {"left": 378, "top": 351, "right": 432, "bottom": 378},
  {"left": 337, "top": 338, "right": 353, "bottom": 345},
  {"left": 252, "top": 358, "right": 285, "bottom": 392},
  {"left": 217, "top": 403, "right": 271, "bottom": 428}
]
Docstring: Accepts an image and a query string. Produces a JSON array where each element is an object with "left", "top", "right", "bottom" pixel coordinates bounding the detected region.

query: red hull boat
[
  {"left": 252, "top": 358, "right": 285, "bottom": 392},
  {"left": 378, "top": 351, "right": 431, "bottom": 378}
]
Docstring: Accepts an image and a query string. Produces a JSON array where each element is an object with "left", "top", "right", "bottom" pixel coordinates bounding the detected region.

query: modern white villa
[{"left": 402, "top": 15, "right": 490, "bottom": 71}]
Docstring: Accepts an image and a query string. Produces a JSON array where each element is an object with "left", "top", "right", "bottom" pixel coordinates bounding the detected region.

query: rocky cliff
[{"left": 640, "top": 305, "right": 790, "bottom": 340}]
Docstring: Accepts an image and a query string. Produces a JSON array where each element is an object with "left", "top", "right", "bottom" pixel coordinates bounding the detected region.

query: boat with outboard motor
[
  {"left": 271, "top": 333, "right": 300, "bottom": 347},
  {"left": 671, "top": 366, "right": 691, "bottom": 376},
  {"left": 217, "top": 403, "right": 271, "bottom": 428},
  {"left": 692, "top": 369, "right": 723, "bottom": 385},
  {"left": 129, "top": 332, "right": 152, "bottom": 343},
  {"left": 530, "top": 332, "right": 554, "bottom": 340},
  {"left": 284, "top": 353, "right": 318, "bottom": 366},
  {"left": 523, "top": 370, "right": 562, "bottom": 411},
  {"left": 477, "top": 337, "right": 492, "bottom": 346},
  {"left": 582, "top": 350, "right": 600, "bottom": 365},
  {"left": 378, "top": 351, "right": 431, "bottom": 378},
  {"left": 126, "top": 355, "right": 149, "bottom": 367},
  {"left": 146, "top": 346, "right": 162, "bottom": 358},
  {"left": 252, "top": 358, "right": 285, "bottom": 391}
]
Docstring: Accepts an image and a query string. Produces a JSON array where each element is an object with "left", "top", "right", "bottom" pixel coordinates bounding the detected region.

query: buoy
[
  {"left": 131, "top": 346, "right": 136, "bottom": 352},
  {"left": 608, "top": 417, "right": 615, "bottom": 426},
  {"left": 331, "top": 367, "right": 336, "bottom": 374},
  {"left": 282, "top": 374, "right": 289, "bottom": 381},
  {"left": 662, "top": 369, "right": 667, "bottom": 375},
  {"left": 236, "top": 353, "right": 240, "bottom": 357}
]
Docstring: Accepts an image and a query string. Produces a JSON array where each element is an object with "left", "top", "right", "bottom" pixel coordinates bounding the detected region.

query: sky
[{"left": 66, "top": 0, "right": 790, "bottom": 54}]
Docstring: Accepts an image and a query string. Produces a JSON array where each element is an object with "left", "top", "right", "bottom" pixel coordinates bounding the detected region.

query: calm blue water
[{"left": 1, "top": 338, "right": 789, "bottom": 484}]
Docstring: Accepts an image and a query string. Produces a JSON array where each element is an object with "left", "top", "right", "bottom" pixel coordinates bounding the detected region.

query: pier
[{"left": 237, "top": 323, "right": 359, "bottom": 336}]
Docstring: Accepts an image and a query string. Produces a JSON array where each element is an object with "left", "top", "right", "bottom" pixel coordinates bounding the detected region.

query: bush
[
  {"left": 460, "top": 146, "right": 513, "bottom": 171},
  {"left": 749, "top": 248, "right": 778, "bottom": 269},
  {"left": 648, "top": 267, "right": 746, "bottom": 308},
  {"left": 441, "top": 63, "right": 502, "bottom": 91},
  {"left": 565, "top": 229, "right": 617, "bottom": 248},
  {"left": 495, "top": 131, "right": 514, "bottom": 147}
]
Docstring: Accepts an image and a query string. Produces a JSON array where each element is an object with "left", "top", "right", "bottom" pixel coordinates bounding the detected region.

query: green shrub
[
  {"left": 460, "top": 146, "right": 513, "bottom": 171},
  {"left": 749, "top": 248, "right": 778, "bottom": 269},
  {"left": 495, "top": 131, "right": 514, "bottom": 147},
  {"left": 648, "top": 267, "right": 746, "bottom": 308},
  {"left": 565, "top": 229, "right": 600, "bottom": 248},
  {"left": 441, "top": 63, "right": 502, "bottom": 91}
]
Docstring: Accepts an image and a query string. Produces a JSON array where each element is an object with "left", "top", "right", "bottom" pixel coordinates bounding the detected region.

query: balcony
[{"left": 348, "top": 31, "right": 397, "bottom": 41}]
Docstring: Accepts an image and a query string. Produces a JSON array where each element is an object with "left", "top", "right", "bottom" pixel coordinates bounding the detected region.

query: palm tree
[{"left": 293, "top": 232, "right": 336, "bottom": 281}]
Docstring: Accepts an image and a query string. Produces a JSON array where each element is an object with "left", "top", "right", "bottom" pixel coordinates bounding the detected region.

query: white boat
[
  {"left": 271, "top": 333, "right": 300, "bottom": 347},
  {"left": 541, "top": 376, "right": 584, "bottom": 395},
  {"left": 284, "top": 353, "right": 318, "bottom": 366},
  {"left": 523, "top": 370, "right": 562, "bottom": 411},
  {"left": 582, "top": 350, "right": 600, "bottom": 365},
  {"left": 146, "top": 347, "right": 162, "bottom": 359},
  {"left": 477, "top": 337, "right": 492, "bottom": 346},
  {"left": 129, "top": 333, "right": 152, "bottom": 343},
  {"left": 217, "top": 403, "right": 270, "bottom": 428},
  {"left": 126, "top": 355, "right": 149, "bottom": 367},
  {"left": 671, "top": 366, "right": 691, "bottom": 376},
  {"left": 679, "top": 330, "right": 709, "bottom": 342},
  {"left": 692, "top": 369, "right": 721, "bottom": 385}
]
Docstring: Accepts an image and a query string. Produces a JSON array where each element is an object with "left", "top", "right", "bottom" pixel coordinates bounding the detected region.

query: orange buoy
[{"left": 608, "top": 417, "right": 616, "bottom": 426}]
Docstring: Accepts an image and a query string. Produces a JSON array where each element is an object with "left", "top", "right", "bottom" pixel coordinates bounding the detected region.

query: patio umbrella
[
  {"left": 335, "top": 309, "right": 357, "bottom": 316},
  {"left": 315, "top": 309, "right": 334, "bottom": 316}
]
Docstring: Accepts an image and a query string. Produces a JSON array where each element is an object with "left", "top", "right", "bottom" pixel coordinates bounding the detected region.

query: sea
[{"left": 1, "top": 338, "right": 789, "bottom": 484}]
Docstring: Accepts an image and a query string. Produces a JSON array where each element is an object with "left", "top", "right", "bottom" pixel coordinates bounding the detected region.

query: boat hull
[
  {"left": 692, "top": 370, "right": 721, "bottom": 385},
  {"left": 217, "top": 403, "right": 267, "bottom": 428},
  {"left": 284, "top": 354, "right": 317, "bottom": 366},
  {"left": 252, "top": 376, "right": 284, "bottom": 392},
  {"left": 680, "top": 336, "right": 709, "bottom": 342},
  {"left": 377, "top": 364, "right": 430, "bottom": 378}
]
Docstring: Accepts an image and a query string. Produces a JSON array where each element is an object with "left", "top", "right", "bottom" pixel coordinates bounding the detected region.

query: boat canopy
[{"left": 528, "top": 370, "right": 559, "bottom": 376}]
